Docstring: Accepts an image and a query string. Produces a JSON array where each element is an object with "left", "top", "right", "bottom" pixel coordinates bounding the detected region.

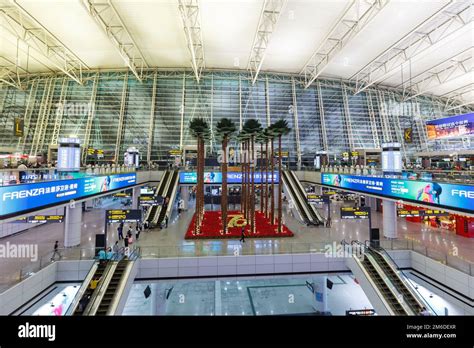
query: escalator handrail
[
  {"left": 370, "top": 245, "right": 437, "bottom": 316},
  {"left": 363, "top": 252, "right": 410, "bottom": 315},
  {"left": 281, "top": 171, "right": 311, "bottom": 224},
  {"left": 83, "top": 261, "right": 118, "bottom": 315},
  {"left": 152, "top": 170, "right": 175, "bottom": 225},
  {"left": 288, "top": 171, "right": 323, "bottom": 224},
  {"left": 285, "top": 171, "right": 316, "bottom": 224},
  {"left": 100, "top": 260, "right": 135, "bottom": 315},
  {"left": 159, "top": 170, "right": 179, "bottom": 225},
  {"left": 66, "top": 261, "right": 99, "bottom": 316},
  {"left": 145, "top": 170, "right": 170, "bottom": 222}
]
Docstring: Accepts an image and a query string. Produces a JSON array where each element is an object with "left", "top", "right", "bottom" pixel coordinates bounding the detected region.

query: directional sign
[
  {"left": 307, "top": 194, "right": 329, "bottom": 204},
  {"left": 422, "top": 209, "right": 449, "bottom": 217},
  {"left": 139, "top": 195, "right": 163, "bottom": 206},
  {"left": 340, "top": 207, "right": 370, "bottom": 219},
  {"left": 397, "top": 209, "right": 423, "bottom": 217},
  {"left": 106, "top": 209, "right": 142, "bottom": 223},
  {"left": 28, "top": 215, "right": 64, "bottom": 223}
]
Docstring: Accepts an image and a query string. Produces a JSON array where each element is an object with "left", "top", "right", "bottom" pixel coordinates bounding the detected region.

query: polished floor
[{"left": 1, "top": 193, "right": 474, "bottom": 292}]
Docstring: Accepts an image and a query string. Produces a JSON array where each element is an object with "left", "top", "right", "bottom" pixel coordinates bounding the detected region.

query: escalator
[
  {"left": 359, "top": 253, "right": 408, "bottom": 315},
  {"left": 94, "top": 259, "right": 128, "bottom": 315},
  {"left": 69, "top": 262, "right": 108, "bottom": 316},
  {"left": 287, "top": 170, "right": 324, "bottom": 225},
  {"left": 367, "top": 247, "right": 425, "bottom": 315},
  {"left": 154, "top": 169, "right": 179, "bottom": 227},
  {"left": 146, "top": 170, "right": 170, "bottom": 225},
  {"left": 281, "top": 170, "right": 312, "bottom": 225}
]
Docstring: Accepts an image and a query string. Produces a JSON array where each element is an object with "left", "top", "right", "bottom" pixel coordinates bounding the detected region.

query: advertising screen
[
  {"left": 179, "top": 171, "right": 279, "bottom": 184},
  {"left": 0, "top": 173, "right": 137, "bottom": 218},
  {"left": 426, "top": 113, "right": 473, "bottom": 140},
  {"left": 322, "top": 173, "right": 473, "bottom": 213}
]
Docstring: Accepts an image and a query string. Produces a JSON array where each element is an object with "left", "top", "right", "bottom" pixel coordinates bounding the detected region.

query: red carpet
[{"left": 185, "top": 210, "right": 294, "bottom": 239}]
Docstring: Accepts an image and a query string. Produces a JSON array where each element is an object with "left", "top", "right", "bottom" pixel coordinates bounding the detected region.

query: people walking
[
  {"left": 51, "top": 241, "right": 62, "bottom": 261},
  {"left": 117, "top": 224, "right": 124, "bottom": 240},
  {"left": 239, "top": 227, "right": 246, "bottom": 243}
]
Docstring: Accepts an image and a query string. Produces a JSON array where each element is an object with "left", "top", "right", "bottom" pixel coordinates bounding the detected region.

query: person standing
[
  {"left": 164, "top": 215, "right": 169, "bottom": 228},
  {"left": 135, "top": 223, "right": 141, "bottom": 241},
  {"left": 239, "top": 227, "right": 246, "bottom": 243},
  {"left": 51, "top": 241, "right": 61, "bottom": 261},
  {"left": 117, "top": 224, "right": 124, "bottom": 240}
]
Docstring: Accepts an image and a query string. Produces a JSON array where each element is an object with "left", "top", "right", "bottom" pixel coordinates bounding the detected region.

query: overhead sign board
[
  {"left": 340, "top": 207, "right": 370, "bottom": 219},
  {"left": 139, "top": 196, "right": 163, "bottom": 206},
  {"left": 307, "top": 194, "right": 329, "bottom": 204},
  {"left": 106, "top": 209, "right": 142, "bottom": 223}
]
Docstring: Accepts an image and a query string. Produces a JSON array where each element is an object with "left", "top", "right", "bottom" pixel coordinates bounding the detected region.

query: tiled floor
[{"left": 1, "top": 194, "right": 474, "bottom": 292}]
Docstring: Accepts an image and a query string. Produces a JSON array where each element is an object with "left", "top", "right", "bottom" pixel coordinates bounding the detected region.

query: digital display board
[
  {"left": 106, "top": 209, "right": 142, "bottom": 223},
  {"left": 139, "top": 196, "right": 163, "bottom": 206},
  {"left": 28, "top": 215, "right": 64, "bottom": 223},
  {"left": 322, "top": 173, "right": 473, "bottom": 213},
  {"left": 397, "top": 209, "right": 423, "bottom": 217},
  {"left": 426, "top": 113, "right": 473, "bottom": 140},
  {"left": 307, "top": 194, "right": 329, "bottom": 204},
  {"left": 340, "top": 207, "right": 370, "bottom": 219},
  {"left": 179, "top": 171, "right": 279, "bottom": 184},
  {"left": 0, "top": 173, "right": 137, "bottom": 218}
]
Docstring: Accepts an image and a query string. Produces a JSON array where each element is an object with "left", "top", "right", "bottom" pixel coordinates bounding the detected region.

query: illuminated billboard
[
  {"left": 322, "top": 173, "right": 473, "bottom": 213},
  {"left": 426, "top": 113, "right": 473, "bottom": 140},
  {"left": 179, "top": 171, "right": 279, "bottom": 184},
  {"left": 0, "top": 173, "right": 137, "bottom": 218}
]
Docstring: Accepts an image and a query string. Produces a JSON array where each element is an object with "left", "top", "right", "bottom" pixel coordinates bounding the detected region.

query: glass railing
[{"left": 1, "top": 238, "right": 472, "bottom": 295}]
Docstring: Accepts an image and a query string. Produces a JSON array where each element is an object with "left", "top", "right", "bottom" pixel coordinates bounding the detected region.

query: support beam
[
  {"left": 0, "top": 55, "right": 27, "bottom": 89},
  {"left": 19, "top": 80, "right": 38, "bottom": 151},
  {"left": 50, "top": 77, "right": 69, "bottom": 145},
  {"left": 352, "top": 1, "right": 471, "bottom": 94},
  {"left": 316, "top": 81, "right": 328, "bottom": 151},
  {"left": 0, "top": 0, "right": 87, "bottom": 84},
  {"left": 82, "top": 74, "right": 99, "bottom": 162},
  {"left": 147, "top": 71, "right": 157, "bottom": 164},
  {"left": 81, "top": 0, "right": 148, "bottom": 81},
  {"left": 114, "top": 72, "right": 128, "bottom": 163},
  {"left": 179, "top": 73, "right": 186, "bottom": 149},
  {"left": 178, "top": 0, "right": 205, "bottom": 83},
  {"left": 366, "top": 90, "right": 380, "bottom": 148},
  {"left": 401, "top": 48, "right": 473, "bottom": 101},
  {"left": 248, "top": 0, "right": 286, "bottom": 85},
  {"left": 301, "top": 0, "right": 388, "bottom": 89},
  {"left": 291, "top": 78, "right": 301, "bottom": 167},
  {"left": 442, "top": 83, "right": 474, "bottom": 111},
  {"left": 341, "top": 83, "right": 355, "bottom": 149}
]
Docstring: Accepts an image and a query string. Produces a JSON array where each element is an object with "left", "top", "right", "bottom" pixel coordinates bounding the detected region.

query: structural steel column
[
  {"left": 316, "top": 81, "right": 328, "bottom": 151},
  {"left": 147, "top": 71, "right": 158, "bottom": 164},
  {"left": 291, "top": 77, "right": 301, "bottom": 168},
  {"left": 19, "top": 80, "right": 38, "bottom": 151},
  {"left": 265, "top": 77, "right": 271, "bottom": 127},
  {"left": 51, "top": 77, "right": 69, "bottom": 146},
  {"left": 366, "top": 90, "right": 380, "bottom": 148},
  {"left": 114, "top": 72, "right": 129, "bottom": 163},
  {"left": 341, "top": 83, "right": 354, "bottom": 150},
  {"left": 82, "top": 74, "right": 99, "bottom": 162},
  {"left": 179, "top": 73, "right": 186, "bottom": 149}
]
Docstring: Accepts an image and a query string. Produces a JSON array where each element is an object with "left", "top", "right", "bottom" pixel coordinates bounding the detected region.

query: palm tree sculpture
[
  {"left": 262, "top": 127, "right": 273, "bottom": 220},
  {"left": 215, "top": 118, "right": 236, "bottom": 235},
  {"left": 189, "top": 118, "right": 210, "bottom": 235},
  {"left": 256, "top": 131, "right": 267, "bottom": 214},
  {"left": 237, "top": 131, "right": 249, "bottom": 222},
  {"left": 242, "top": 119, "right": 262, "bottom": 234},
  {"left": 270, "top": 119, "right": 291, "bottom": 233}
]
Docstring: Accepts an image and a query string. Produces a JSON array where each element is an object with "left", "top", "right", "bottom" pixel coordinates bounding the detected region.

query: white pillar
[
  {"left": 64, "top": 204, "right": 82, "bottom": 247},
  {"left": 181, "top": 186, "right": 189, "bottom": 210},
  {"left": 132, "top": 187, "right": 140, "bottom": 209},
  {"left": 383, "top": 199, "right": 397, "bottom": 239},
  {"left": 85, "top": 198, "right": 94, "bottom": 210},
  {"left": 312, "top": 276, "right": 328, "bottom": 313}
]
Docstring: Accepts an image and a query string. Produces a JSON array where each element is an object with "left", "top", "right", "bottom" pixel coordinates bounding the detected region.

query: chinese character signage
[{"left": 426, "top": 113, "right": 473, "bottom": 140}]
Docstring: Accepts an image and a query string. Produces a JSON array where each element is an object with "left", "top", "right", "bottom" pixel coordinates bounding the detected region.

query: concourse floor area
[{"left": 1, "top": 195, "right": 474, "bottom": 292}]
